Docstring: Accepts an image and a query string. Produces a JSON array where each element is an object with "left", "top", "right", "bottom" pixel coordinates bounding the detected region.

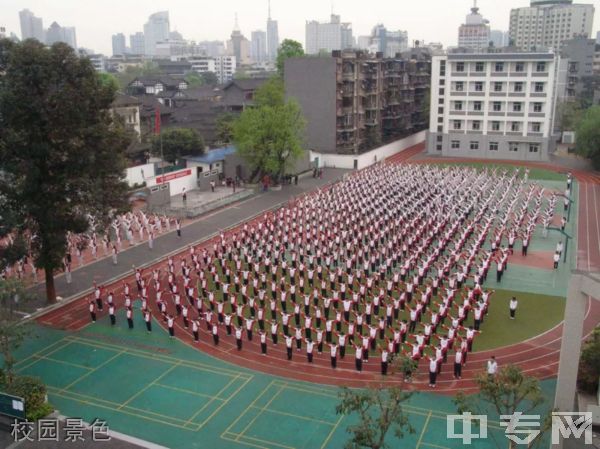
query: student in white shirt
[
  {"left": 509, "top": 297, "right": 518, "bottom": 319},
  {"left": 486, "top": 356, "right": 498, "bottom": 377}
]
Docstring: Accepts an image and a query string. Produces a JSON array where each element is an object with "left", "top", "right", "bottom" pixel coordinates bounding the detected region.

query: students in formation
[{"left": 85, "top": 164, "right": 558, "bottom": 387}]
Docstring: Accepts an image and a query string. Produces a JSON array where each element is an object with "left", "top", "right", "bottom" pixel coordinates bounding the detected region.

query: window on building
[
  {"left": 455, "top": 81, "right": 464, "bottom": 91},
  {"left": 515, "top": 62, "right": 525, "bottom": 72},
  {"left": 456, "top": 62, "right": 465, "bottom": 72},
  {"left": 451, "top": 140, "right": 460, "bottom": 149},
  {"left": 529, "top": 144, "right": 539, "bottom": 153},
  {"left": 454, "top": 101, "right": 463, "bottom": 111},
  {"left": 531, "top": 122, "right": 541, "bottom": 132},
  {"left": 475, "top": 62, "right": 485, "bottom": 72},
  {"left": 491, "top": 121, "right": 501, "bottom": 131},
  {"left": 509, "top": 142, "right": 519, "bottom": 152},
  {"left": 495, "top": 62, "right": 504, "bottom": 72},
  {"left": 472, "top": 121, "right": 481, "bottom": 130},
  {"left": 439, "top": 98, "right": 444, "bottom": 104},
  {"left": 438, "top": 107, "right": 444, "bottom": 114},
  {"left": 473, "top": 101, "right": 482, "bottom": 111},
  {"left": 437, "top": 135, "right": 443, "bottom": 142},
  {"left": 439, "top": 88, "right": 445, "bottom": 95},
  {"left": 475, "top": 82, "right": 484, "bottom": 92},
  {"left": 514, "top": 82, "right": 524, "bottom": 92},
  {"left": 513, "top": 102, "right": 522, "bottom": 112},
  {"left": 493, "top": 101, "right": 502, "bottom": 112},
  {"left": 534, "top": 82, "right": 544, "bottom": 92},
  {"left": 440, "top": 60, "right": 446, "bottom": 76},
  {"left": 436, "top": 144, "right": 443, "bottom": 151},
  {"left": 453, "top": 120, "right": 462, "bottom": 130},
  {"left": 511, "top": 122, "right": 521, "bottom": 132},
  {"left": 536, "top": 62, "right": 546, "bottom": 72},
  {"left": 494, "top": 82, "right": 503, "bottom": 92},
  {"left": 440, "top": 79, "right": 445, "bottom": 86},
  {"left": 437, "top": 125, "right": 443, "bottom": 132},
  {"left": 470, "top": 141, "right": 479, "bottom": 150},
  {"left": 438, "top": 117, "right": 443, "bottom": 123},
  {"left": 489, "top": 142, "right": 499, "bottom": 151}
]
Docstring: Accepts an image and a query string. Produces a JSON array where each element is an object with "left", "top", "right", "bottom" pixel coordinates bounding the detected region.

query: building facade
[
  {"left": 112, "top": 33, "right": 127, "bottom": 56},
  {"left": 19, "top": 9, "right": 44, "bottom": 42},
  {"left": 427, "top": 52, "right": 564, "bottom": 161},
  {"left": 305, "top": 15, "right": 353, "bottom": 55},
  {"left": 45, "top": 22, "right": 76, "bottom": 48},
  {"left": 509, "top": 0, "right": 595, "bottom": 51},
  {"left": 458, "top": 2, "right": 491, "bottom": 50},
  {"left": 266, "top": 13, "right": 279, "bottom": 62},
  {"left": 144, "top": 11, "right": 170, "bottom": 56},
  {"left": 130, "top": 32, "right": 145, "bottom": 55},
  {"left": 251, "top": 30, "right": 267, "bottom": 64},
  {"left": 286, "top": 50, "right": 430, "bottom": 155},
  {"left": 561, "top": 36, "right": 595, "bottom": 99},
  {"left": 490, "top": 30, "right": 510, "bottom": 48}
]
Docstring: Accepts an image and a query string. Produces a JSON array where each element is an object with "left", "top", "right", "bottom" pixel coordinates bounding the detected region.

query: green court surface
[
  {"left": 13, "top": 320, "right": 556, "bottom": 449},
  {"left": 427, "top": 162, "right": 567, "bottom": 181}
]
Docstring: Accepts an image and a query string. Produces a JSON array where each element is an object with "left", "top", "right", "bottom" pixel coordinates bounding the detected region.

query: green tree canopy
[
  {"left": 114, "top": 61, "right": 162, "bottom": 90},
  {"left": 557, "top": 101, "right": 585, "bottom": 132},
  {"left": 336, "top": 386, "right": 414, "bottom": 449},
  {"left": 215, "top": 113, "right": 236, "bottom": 145},
  {"left": 201, "top": 71, "right": 219, "bottom": 85},
  {"left": 185, "top": 71, "right": 204, "bottom": 88},
  {"left": 276, "top": 39, "right": 304, "bottom": 77},
  {"left": 152, "top": 128, "right": 205, "bottom": 163},
  {"left": 0, "top": 40, "right": 131, "bottom": 303},
  {"left": 233, "top": 78, "right": 305, "bottom": 183},
  {"left": 578, "top": 325, "right": 600, "bottom": 394},
  {"left": 575, "top": 105, "right": 600, "bottom": 169}
]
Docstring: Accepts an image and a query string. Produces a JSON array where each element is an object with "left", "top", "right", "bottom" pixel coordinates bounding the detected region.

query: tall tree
[
  {"left": 201, "top": 71, "right": 219, "bottom": 86},
  {"left": 455, "top": 365, "right": 552, "bottom": 449},
  {"left": 152, "top": 128, "right": 205, "bottom": 164},
  {"left": 557, "top": 101, "right": 584, "bottom": 132},
  {"left": 233, "top": 78, "right": 305, "bottom": 183},
  {"left": 336, "top": 386, "right": 414, "bottom": 449},
  {"left": 185, "top": 71, "right": 204, "bottom": 88},
  {"left": 575, "top": 105, "right": 600, "bottom": 169},
  {"left": 276, "top": 39, "right": 304, "bottom": 77},
  {"left": 0, "top": 40, "right": 131, "bottom": 303},
  {"left": 215, "top": 113, "right": 236, "bottom": 145}
]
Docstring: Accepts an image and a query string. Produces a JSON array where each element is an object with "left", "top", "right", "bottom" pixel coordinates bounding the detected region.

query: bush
[
  {"left": 577, "top": 326, "right": 600, "bottom": 395},
  {"left": 4, "top": 375, "right": 53, "bottom": 420}
]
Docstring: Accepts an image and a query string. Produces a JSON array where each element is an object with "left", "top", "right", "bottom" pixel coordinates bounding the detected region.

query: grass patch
[
  {"left": 427, "top": 161, "right": 566, "bottom": 181},
  {"left": 468, "top": 289, "right": 565, "bottom": 352}
]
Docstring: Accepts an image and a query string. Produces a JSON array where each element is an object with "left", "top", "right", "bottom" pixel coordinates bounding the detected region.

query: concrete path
[{"left": 25, "top": 169, "right": 348, "bottom": 312}]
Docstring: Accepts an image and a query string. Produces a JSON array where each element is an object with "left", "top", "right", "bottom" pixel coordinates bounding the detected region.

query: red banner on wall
[{"left": 156, "top": 169, "right": 192, "bottom": 184}]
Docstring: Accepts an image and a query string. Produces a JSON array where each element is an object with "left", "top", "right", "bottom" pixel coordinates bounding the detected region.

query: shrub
[
  {"left": 578, "top": 326, "right": 600, "bottom": 395},
  {"left": 4, "top": 375, "right": 53, "bottom": 420}
]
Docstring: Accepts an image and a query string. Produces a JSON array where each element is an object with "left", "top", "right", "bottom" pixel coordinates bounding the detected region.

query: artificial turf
[{"left": 425, "top": 162, "right": 566, "bottom": 181}]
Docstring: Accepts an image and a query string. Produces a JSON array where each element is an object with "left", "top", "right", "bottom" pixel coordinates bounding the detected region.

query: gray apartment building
[{"left": 285, "top": 50, "right": 430, "bottom": 155}]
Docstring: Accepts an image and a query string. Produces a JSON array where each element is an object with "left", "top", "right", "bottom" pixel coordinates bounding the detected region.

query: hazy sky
[{"left": 4, "top": 0, "right": 600, "bottom": 54}]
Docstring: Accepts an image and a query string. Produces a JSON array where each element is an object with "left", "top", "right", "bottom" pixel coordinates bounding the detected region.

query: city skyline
[{"left": 3, "top": 0, "right": 599, "bottom": 55}]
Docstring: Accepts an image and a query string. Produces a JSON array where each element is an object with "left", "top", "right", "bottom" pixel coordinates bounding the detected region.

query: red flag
[{"left": 154, "top": 106, "right": 161, "bottom": 136}]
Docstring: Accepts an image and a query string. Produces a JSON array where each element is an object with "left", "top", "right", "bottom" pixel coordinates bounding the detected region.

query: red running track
[{"left": 36, "top": 143, "right": 600, "bottom": 393}]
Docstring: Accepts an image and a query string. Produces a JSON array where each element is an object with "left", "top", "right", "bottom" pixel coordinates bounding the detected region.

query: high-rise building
[
  {"left": 458, "top": 1, "right": 491, "bottom": 50},
  {"left": 251, "top": 30, "right": 267, "bottom": 64},
  {"left": 427, "top": 51, "right": 565, "bottom": 161},
  {"left": 197, "top": 41, "right": 227, "bottom": 57},
  {"left": 509, "top": 0, "right": 595, "bottom": 51},
  {"left": 45, "top": 22, "right": 76, "bottom": 48},
  {"left": 305, "top": 14, "right": 353, "bottom": 55},
  {"left": 490, "top": 30, "right": 510, "bottom": 48},
  {"left": 228, "top": 15, "right": 251, "bottom": 65},
  {"left": 0, "top": 27, "right": 6, "bottom": 39},
  {"left": 143, "top": 11, "right": 170, "bottom": 56},
  {"left": 364, "top": 24, "right": 409, "bottom": 57},
  {"left": 19, "top": 9, "right": 44, "bottom": 42},
  {"left": 266, "top": 0, "right": 279, "bottom": 62},
  {"left": 215, "top": 56, "right": 237, "bottom": 83},
  {"left": 130, "top": 32, "right": 145, "bottom": 55},
  {"left": 112, "top": 33, "right": 127, "bottom": 56},
  {"left": 561, "top": 36, "right": 596, "bottom": 99}
]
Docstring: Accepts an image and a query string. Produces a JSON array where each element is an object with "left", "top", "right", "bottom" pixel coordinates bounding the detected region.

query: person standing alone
[{"left": 509, "top": 296, "right": 518, "bottom": 320}]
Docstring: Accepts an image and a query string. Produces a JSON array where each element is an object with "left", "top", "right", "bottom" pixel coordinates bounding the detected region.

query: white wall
[
  {"left": 310, "top": 131, "right": 426, "bottom": 170},
  {"left": 125, "top": 163, "right": 155, "bottom": 187},
  {"left": 146, "top": 168, "right": 197, "bottom": 196}
]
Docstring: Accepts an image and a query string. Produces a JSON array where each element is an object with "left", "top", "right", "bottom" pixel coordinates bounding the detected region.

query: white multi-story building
[
  {"left": 305, "top": 14, "right": 353, "bottom": 55},
  {"left": 112, "top": 33, "right": 127, "bottom": 56},
  {"left": 427, "top": 52, "right": 566, "bottom": 161},
  {"left": 251, "top": 30, "right": 267, "bottom": 64},
  {"left": 490, "top": 30, "right": 510, "bottom": 48},
  {"left": 509, "top": 0, "right": 595, "bottom": 51},
  {"left": 144, "top": 11, "right": 170, "bottom": 56},
  {"left": 188, "top": 56, "right": 217, "bottom": 74},
  {"left": 266, "top": 1, "right": 279, "bottom": 62},
  {"left": 130, "top": 32, "right": 145, "bottom": 55},
  {"left": 458, "top": 2, "right": 491, "bottom": 50},
  {"left": 19, "top": 9, "right": 44, "bottom": 42},
  {"left": 215, "top": 56, "right": 237, "bottom": 83}
]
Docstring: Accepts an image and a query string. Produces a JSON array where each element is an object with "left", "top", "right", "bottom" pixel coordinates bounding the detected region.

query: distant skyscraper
[
  {"left": 266, "top": 0, "right": 280, "bottom": 62},
  {"left": 130, "top": 32, "right": 145, "bottom": 55},
  {"left": 0, "top": 27, "right": 6, "bottom": 39},
  {"left": 251, "top": 30, "right": 267, "bottom": 63},
  {"left": 19, "top": 9, "right": 44, "bottom": 42},
  {"left": 305, "top": 14, "right": 353, "bottom": 55},
  {"left": 112, "top": 33, "right": 127, "bottom": 56},
  {"left": 45, "top": 21, "right": 76, "bottom": 48},
  {"left": 367, "top": 24, "right": 408, "bottom": 57},
  {"left": 198, "top": 40, "right": 226, "bottom": 57},
  {"left": 143, "top": 11, "right": 170, "bottom": 56},
  {"left": 597, "top": 31, "right": 600, "bottom": 44},
  {"left": 228, "top": 14, "right": 251, "bottom": 64},
  {"left": 510, "top": 0, "right": 595, "bottom": 51},
  {"left": 458, "top": 1, "right": 490, "bottom": 50},
  {"left": 490, "top": 30, "right": 510, "bottom": 48}
]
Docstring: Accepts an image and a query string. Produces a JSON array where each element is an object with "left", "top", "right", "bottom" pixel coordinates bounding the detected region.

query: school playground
[{"left": 15, "top": 157, "right": 600, "bottom": 449}]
